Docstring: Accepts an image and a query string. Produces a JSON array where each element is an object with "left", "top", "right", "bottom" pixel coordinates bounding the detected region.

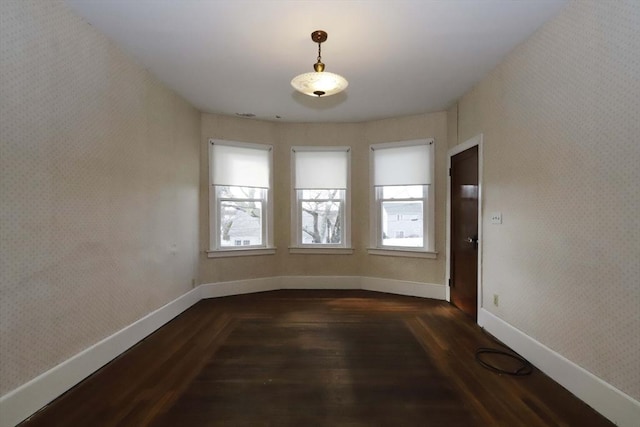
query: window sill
[
  {"left": 289, "top": 247, "right": 354, "bottom": 255},
  {"left": 206, "top": 248, "right": 276, "bottom": 258},
  {"left": 367, "top": 248, "right": 438, "bottom": 259}
]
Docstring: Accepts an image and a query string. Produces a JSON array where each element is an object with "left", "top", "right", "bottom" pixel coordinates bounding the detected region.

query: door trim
[{"left": 446, "top": 134, "right": 483, "bottom": 321}]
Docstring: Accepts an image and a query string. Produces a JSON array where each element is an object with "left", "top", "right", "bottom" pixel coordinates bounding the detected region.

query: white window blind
[
  {"left": 211, "top": 143, "right": 270, "bottom": 188},
  {"left": 372, "top": 141, "right": 433, "bottom": 186},
  {"left": 294, "top": 149, "right": 348, "bottom": 189}
]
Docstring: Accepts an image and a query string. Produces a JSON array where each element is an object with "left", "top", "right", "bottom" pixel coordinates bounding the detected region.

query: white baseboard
[
  {"left": 478, "top": 308, "right": 640, "bottom": 427},
  {"left": 361, "top": 276, "right": 446, "bottom": 300},
  {"left": 198, "top": 275, "right": 445, "bottom": 299},
  {"left": 0, "top": 288, "right": 201, "bottom": 427},
  {"left": 199, "top": 276, "right": 277, "bottom": 298},
  {"left": 279, "top": 275, "right": 362, "bottom": 290}
]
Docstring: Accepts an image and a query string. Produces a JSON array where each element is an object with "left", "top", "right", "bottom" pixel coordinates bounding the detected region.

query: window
[
  {"left": 208, "top": 140, "right": 274, "bottom": 256},
  {"left": 291, "top": 147, "right": 351, "bottom": 251},
  {"left": 378, "top": 185, "right": 426, "bottom": 247},
  {"left": 370, "top": 139, "right": 435, "bottom": 256}
]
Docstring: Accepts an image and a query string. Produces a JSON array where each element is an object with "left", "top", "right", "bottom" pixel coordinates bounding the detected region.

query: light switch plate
[{"left": 491, "top": 212, "right": 502, "bottom": 224}]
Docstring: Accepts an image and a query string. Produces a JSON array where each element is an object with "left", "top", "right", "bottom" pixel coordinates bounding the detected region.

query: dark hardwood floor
[{"left": 21, "top": 290, "right": 613, "bottom": 426}]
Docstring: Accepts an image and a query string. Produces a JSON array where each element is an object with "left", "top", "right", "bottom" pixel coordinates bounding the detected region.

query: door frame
[{"left": 446, "top": 134, "right": 483, "bottom": 321}]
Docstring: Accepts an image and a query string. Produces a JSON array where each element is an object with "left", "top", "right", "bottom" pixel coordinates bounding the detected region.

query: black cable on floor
[
  {"left": 475, "top": 328, "right": 533, "bottom": 376},
  {"left": 475, "top": 348, "right": 533, "bottom": 376}
]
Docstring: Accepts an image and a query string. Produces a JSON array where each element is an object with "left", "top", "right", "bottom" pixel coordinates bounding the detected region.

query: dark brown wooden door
[{"left": 450, "top": 145, "right": 479, "bottom": 320}]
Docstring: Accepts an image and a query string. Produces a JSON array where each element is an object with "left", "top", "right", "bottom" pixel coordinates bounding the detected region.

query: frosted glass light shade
[{"left": 291, "top": 71, "right": 348, "bottom": 97}]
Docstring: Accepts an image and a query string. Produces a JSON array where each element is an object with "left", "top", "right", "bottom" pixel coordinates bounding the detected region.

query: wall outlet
[{"left": 493, "top": 294, "right": 499, "bottom": 306}]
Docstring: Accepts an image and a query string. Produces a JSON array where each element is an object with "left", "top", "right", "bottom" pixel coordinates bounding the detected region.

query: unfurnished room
[{"left": 0, "top": 1, "right": 638, "bottom": 426}]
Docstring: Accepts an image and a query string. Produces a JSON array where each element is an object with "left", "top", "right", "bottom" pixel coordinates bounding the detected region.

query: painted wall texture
[
  {"left": 199, "top": 112, "right": 448, "bottom": 285},
  {"left": 0, "top": 1, "right": 201, "bottom": 396},
  {"left": 456, "top": 0, "right": 639, "bottom": 400}
]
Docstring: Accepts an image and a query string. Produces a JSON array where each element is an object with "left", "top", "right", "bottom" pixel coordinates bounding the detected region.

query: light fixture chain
[{"left": 317, "top": 42, "right": 322, "bottom": 63}]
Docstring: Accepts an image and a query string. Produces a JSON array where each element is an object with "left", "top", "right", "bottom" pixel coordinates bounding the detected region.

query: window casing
[
  {"left": 291, "top": 147, "right": 351, "bottom": 249},
  {"left": 208, "top": 140, "right": 274, "bottom": 255},
  {"left": 370, "top": 139, "right": 435, "bottom": 254}
]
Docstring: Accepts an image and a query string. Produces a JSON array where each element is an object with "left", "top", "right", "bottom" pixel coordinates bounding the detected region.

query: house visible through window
[
  {"left": 208, "top": 140, "right": 274, "bottom": 254},
  {"left": 291, "top": 147, "right": 351, "bottom": 248},
  {"left": 370, "top": 139, "right": 435, "bottom": 253},
  {"left": 379, "top": 185, "right": 425, "bottom": 247}
]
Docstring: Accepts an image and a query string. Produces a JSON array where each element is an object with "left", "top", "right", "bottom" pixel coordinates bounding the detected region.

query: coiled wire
[{"left": 475, "top": 328, "right": 533, "bottom": 376}]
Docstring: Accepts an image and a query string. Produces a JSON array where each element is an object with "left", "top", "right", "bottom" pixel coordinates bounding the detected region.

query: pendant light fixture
[{"left": 291, "top": 30, "right": 348, "bottom": 97}]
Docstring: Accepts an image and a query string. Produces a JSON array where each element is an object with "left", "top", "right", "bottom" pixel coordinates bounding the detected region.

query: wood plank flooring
[{"left": 21, "top": 290, "right": 613, "bottom": 426}]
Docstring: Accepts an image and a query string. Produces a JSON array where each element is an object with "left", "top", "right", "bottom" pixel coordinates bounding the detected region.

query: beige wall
[
  {"left": 200, "top": 112, "right": 448, "bottom": 284},
  {"left": 0, "top": 0, "right": 201, "bottom": 396},
  {"left": 446, "top": 104, "right": 458, "bottom": 149},
  {"left": 456, "top": 0, "right": 639, "bottom": 400}
]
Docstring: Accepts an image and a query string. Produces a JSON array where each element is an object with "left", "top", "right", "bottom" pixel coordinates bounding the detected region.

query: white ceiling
[{"left": 65, "top": 0, "right": 568, "bottom": 123}]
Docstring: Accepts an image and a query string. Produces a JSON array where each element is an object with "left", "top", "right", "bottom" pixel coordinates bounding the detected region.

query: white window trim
[
  {"left": 208, "top": 139, "right": 275, "bottom": 255},
  {"left": 367, "top": 248, "right": 437, "bottom": 259},
  {"left": 206, "top": 248, "right": 276, "bottom": 258},
  {"left": 289, "top": 247, "right": 354, "bottom": 255},
  {"left": 368, "top": 138, "right": 435, "bottom": 256},
  {"left": 290, "top": 146, "right": 352, "bottom": 252}
]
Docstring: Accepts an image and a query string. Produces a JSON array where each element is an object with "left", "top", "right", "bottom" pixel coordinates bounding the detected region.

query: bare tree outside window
[
  {"left": 217, "top": 186, "right": 265, "bottom": 247},
  {"left": 300, "top": 189, "right": 344, "bottom": 244}
]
